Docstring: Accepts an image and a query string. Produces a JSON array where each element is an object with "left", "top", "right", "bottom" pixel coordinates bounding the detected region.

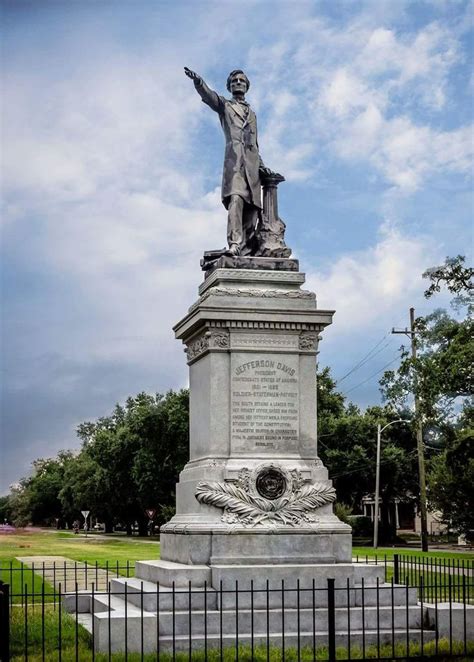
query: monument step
[
  {"left": 216, "top": 583, "right": 418, "bottom": 610},
  {"left": 126, "top": 604, "right": 424, "bottom": 637},
  {"left": 110, "top": 577, "right": 218, "bottom": 611},
  {"left": 91, "top": 591, "right": 143, "bottom": 615},
  {"left": 134, "top": 560, "right": 387, "bottom": 598},
  {"left": 210, "top": 562, "right": 384, "bottom": 591},
  {"left": 108, "top": 576, "right": 418, "bottom": 611},
  {"left": 353, "top": 584, "right": 419, "bottom": 607},
  {"left": 71, "top": 604, "right": 436, "bottom": 654},
  {"left": 85, "top": 612, "right": 436, "bottom": 655},
  {"left": 135, "top": 559, "right": 211, "bottom": 586}
]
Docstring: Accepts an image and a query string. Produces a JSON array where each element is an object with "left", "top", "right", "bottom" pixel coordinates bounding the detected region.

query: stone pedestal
[{"left": 160, "top": 264, "right": 352, "bottom": 571}]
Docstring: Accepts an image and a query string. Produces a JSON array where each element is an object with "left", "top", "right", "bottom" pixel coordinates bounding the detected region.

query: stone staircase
[{"left": 65, "top": 559, "right": 436, "bottom": 654}]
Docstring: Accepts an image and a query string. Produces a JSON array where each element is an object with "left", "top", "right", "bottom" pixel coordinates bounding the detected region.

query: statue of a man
[{"left": 184, "top": 67, "right": 277, "bottom": 257}]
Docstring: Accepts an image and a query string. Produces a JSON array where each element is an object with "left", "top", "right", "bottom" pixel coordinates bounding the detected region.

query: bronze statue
[{"left": 184, "top": 67, "right": 291, "bottom": 262}]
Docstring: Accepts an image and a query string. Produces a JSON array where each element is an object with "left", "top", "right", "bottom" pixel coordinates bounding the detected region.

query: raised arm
[{"left": 184, "top": 67, "right": 223, "bottom": 114}]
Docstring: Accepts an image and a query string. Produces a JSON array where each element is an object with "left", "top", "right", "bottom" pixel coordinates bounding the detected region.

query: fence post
[
  {"left": 393, "top": 554, "right": 399, "bottom": 584},
  {"left": 327, "top": 578, "right": 336, "bottom": 662},
  {"left": 0, "top": 581, "right": 10, "bottom": 662}
]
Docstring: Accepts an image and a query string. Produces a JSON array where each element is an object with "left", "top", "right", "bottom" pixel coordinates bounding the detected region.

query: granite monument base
[{"left": 160, "top": 264, "right": 351, "bottom": 571}]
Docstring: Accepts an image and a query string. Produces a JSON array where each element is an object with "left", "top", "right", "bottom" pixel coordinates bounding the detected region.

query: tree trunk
[
  {"left": 137, "top": 516, "right": 148, "bottom": 537},
  {"left": 379, "top": 500, "right": 397, "bottom": 544}
]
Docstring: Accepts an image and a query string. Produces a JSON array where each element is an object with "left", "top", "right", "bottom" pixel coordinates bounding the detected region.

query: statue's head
[{"left": 227, "top": 69, "right": 250, "bottom": 94}]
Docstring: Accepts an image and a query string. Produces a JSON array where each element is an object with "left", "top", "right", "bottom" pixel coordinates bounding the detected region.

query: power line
[
  {"left": 336, "top": 334, "right": 390, "bottom": 384},
  {"left": 330, "top": 450, "right": 418, "bottom": 480},
  {"left": 337, "top": 341, "right": 392, "bottom": 385},
  {"left": 334, "top": 309, "right": 433, "bottom": 390},
  {"left": 342, "top": 356, "right": 400, "bottom": 396}
]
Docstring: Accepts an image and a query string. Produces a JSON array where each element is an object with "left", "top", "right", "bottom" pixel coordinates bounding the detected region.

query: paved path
[
  {"left": 16, "top": 555, "right": 131, "bottom": 592},
  {"left": 352, "top": 557, "right": 473, "bottom": 578}
]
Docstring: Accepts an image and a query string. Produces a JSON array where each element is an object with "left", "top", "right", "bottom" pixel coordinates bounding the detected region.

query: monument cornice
[{"left": 174, "top": 308, "right": 335, "bottom": 342}]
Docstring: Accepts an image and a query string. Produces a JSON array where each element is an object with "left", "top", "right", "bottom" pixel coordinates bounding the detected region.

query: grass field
[
  {"left": 0, "top": 529, "right": 160, "bottom": 565},
  {"left": 2, "top": 530, "right": 473, "bottom": 566},
  {"left": 0, "top": 529, "right": 160, "bottom": 601},
  {"left": 1, "top": 530, "right": 472, "bottom": 604}
]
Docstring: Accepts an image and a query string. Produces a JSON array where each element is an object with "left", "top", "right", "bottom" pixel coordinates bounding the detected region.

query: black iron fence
[
  {"left": 0, "top": 560, "right": 135, "bottom": 606},
  {"left": 2, "top": 554, "right": 472, "bottom": 606},
  {"left": 0, "top": 557, "right": 473, "bottom": 661},
  {"left": 354, "top": 554, "right": 473, "bottom": 602}
]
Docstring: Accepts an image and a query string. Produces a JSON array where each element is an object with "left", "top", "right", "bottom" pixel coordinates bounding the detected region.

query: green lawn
[
  {"left": 0, "top": 529, "right": 160, "bottom": 565},
  {"left": 1, "top": 531, "right": 472, "bottom": 604},
  {"left": 0, "top": 529, "right": 160, "bottom": 601},
  {"left": 2, "top": 531, "right": 472, "bottom": 566}
]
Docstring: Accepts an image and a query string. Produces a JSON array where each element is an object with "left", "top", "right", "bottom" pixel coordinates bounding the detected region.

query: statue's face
[{"left": 229, "top": 73, "right": 248, "bottom": 95}]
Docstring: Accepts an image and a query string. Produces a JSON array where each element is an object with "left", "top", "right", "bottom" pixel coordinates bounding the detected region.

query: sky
[{"left": 1, "top": 0, "right": 472, "bottom": 494}]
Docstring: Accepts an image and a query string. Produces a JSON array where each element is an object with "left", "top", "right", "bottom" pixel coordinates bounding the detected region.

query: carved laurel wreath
[{"left": 195, "top": 468, "right": 336, "bottom": 528}]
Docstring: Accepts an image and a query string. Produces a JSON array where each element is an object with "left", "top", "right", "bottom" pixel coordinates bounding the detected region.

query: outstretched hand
[
  {"left": 260, "top": 166, "right": 285, "bottom": 180},
  {"left": 184, "top": 67, "right": 201, "bottom": 83}
]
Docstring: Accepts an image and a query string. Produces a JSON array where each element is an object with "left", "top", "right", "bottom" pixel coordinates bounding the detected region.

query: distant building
[{"left": 361, "top": 495, "right": 447, "bottom": 536}]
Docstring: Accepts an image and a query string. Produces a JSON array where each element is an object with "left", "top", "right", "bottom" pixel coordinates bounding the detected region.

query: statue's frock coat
[{"left": 194, "top": 80, "right": 263, "bottom": 210}]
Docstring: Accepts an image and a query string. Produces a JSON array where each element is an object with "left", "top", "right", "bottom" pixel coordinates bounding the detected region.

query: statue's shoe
[{"left": 225, "top": 244, "right": 241, "bottom": 256}]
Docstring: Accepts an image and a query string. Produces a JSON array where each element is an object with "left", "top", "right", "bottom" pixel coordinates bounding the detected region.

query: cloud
[
  {"left": 334, "top": 112, "right": 472, "bottom": 193},
  {"left": 245, "top": 13, "right": 471, "bottom": 192},
  {"left": 306, "top": 222, "right": 439, "bottom": 332},
  {"left": 1, "top": 0, "right": 471, "bottom": 492}
]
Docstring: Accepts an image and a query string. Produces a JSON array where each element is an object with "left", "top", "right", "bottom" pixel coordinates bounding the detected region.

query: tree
[
  {"left": 381, "top": 256, "right": 473, "bottom": 423},
  {"left": 71, "top": 390, "right": 190, "bottom": 533},
  {"left": 9, "top": 452, "right": 74, "bottom": 527},
  {"left": 5, "top": 389, "right": 190, "bottom": 533},
  {"left": 317, "top": 369, "right": 418, "bottom": 542},
  {"left": 59, "top": 452, "right": 113, "bottom": 530},
  {"left": 0, "top": 495, "right": 12, "bottom": 524},
  {"left": 380, "top": 255, "right": 473, "bottom": 536},
  {"left": 428, "top": 406, "right": 474, "bottom": 538},
  {"left": 422, "top": 255, "right": 473, "bottom": 309}
]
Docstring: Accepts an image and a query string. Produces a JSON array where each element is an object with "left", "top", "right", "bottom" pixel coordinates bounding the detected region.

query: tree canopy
[
  {"left": 317, "top": 368, "right": 417, "bottom": 542},
  {"left": 380, "top": 255, "right": 473, "bottom": 536},
  {"left": 6, "top": 390, "right": 189, "bottom": 533}
]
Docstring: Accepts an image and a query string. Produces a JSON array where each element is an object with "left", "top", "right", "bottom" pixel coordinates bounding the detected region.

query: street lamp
[{"left": 373, "top": 419, "right": 409, "bottom": 549}]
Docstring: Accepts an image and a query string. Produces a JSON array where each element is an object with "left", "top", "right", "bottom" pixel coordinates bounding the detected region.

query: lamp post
[{"left": 373, "top": 420, "right": 408, "bottom": 549}]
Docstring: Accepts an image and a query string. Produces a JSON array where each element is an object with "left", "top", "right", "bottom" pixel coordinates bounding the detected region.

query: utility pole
[
  {"left": 374, "top": 419, "right": 408, "bottom": 548},
  {"left": 392, "top": 307, "right": 429, "bottom": 552}
]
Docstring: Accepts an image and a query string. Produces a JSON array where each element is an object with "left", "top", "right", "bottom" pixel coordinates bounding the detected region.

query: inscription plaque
[{"left": 231, "top": 353, "right": 299, "bottom": 453}]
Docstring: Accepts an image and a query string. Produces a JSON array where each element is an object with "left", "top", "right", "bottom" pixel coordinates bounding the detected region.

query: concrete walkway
[
  {"left": 16, "top": 555, "right": 132, "bottom": 592},
  {"left": 352, "top": 557, "right": 473, "bottom": 578}
]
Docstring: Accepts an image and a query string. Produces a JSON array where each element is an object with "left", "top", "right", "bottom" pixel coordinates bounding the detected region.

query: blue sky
[{"left": 1, "top": 0, "right": 472, "bottom": 493}]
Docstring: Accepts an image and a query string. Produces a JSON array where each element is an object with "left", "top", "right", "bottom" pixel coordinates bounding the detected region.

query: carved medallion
[
  {"left": 256, "top": 467, "right": 286, "bottom": 500},
  {"left": 195, "top": 466, "right": 336, "bottom": 528}
]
